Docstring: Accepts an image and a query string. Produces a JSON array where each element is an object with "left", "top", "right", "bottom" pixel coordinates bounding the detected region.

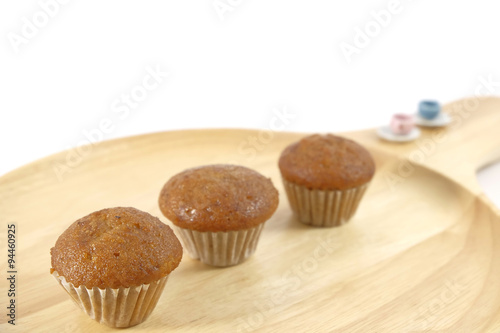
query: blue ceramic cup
[{"left": 418, "top": 100, "right": 440, "bottom": 120}]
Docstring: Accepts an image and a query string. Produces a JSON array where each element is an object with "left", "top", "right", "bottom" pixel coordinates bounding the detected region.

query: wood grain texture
[{"left": 1, "top": 97, "right": 500, "bottom": 332}]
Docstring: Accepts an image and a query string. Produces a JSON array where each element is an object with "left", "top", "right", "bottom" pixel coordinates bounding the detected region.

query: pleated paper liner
[
  {"left": 175, "top": 223, "right": 265, "bottom": 267},
  {"left": 52, "top": 270, "right": 168, "bottom": 328},
  {"left": 282, "top": 178, "right": 370, "bottom": 227}
]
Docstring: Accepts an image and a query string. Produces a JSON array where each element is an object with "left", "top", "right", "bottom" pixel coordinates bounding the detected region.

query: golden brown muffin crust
[
  {"left": 278, "top": 134, "right": 375, "bottom": 190},
  {"left": 159, "top": 165, "right": 279, "bottom": 232},
  {"left": 50, "top": 207, "right": 182, "bottom": 289}
]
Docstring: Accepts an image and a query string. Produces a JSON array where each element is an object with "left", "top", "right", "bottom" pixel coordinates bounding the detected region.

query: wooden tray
[{"left": 2, "top": 97, "right": 500, "bottom": 332}]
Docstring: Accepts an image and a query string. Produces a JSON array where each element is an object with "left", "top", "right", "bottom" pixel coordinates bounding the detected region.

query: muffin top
[
  {"left": 50, "top": 207, "right": 183, "bottom": 289},
  {"left": 279, "top": 134, "right": 375, "bottom": 190},
  {"left": 159, "top": 164, "right": 279, "bottom": 232}
]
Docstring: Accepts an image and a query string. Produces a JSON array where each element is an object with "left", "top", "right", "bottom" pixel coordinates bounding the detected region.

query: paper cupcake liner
[
  {"left": 52, "top": 270, "right": 168, "bottom": 328},
  {"left": 282, "top": 178, "right": 370, "bottom": 227},
  {"left": 175, "top": 223, "right": 265, "bottom": 267}
]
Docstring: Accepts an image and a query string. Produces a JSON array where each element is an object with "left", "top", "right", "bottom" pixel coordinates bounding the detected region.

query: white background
[{"left": 1, "top": 0, "right": 499, "bottom": 206}]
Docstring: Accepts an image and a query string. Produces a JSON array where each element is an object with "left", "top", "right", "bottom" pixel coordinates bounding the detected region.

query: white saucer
[
  {"left": 414, "top": 112, "right": 451, "bottom": 127},
  {"left": 377, "top": 126, "right": 420, "bottom": 142}
]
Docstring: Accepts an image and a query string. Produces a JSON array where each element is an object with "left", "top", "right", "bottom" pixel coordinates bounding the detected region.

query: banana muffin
[
  {"left": 159, "top": 164, "right": 279, "bottom": 267},
  {"left": 278, "top": 134, "right": 375, "bottom": 227},
  {"left": 50, "top": 207, "right": 182, "bottom": 328}
]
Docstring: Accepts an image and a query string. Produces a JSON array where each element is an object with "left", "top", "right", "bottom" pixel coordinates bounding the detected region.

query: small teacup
[
  {"left": 418, "top": 100, "right": 440, "bottom": 120},
  {"left": 390, "top": 113, "right": 414, "bottom": 135}
]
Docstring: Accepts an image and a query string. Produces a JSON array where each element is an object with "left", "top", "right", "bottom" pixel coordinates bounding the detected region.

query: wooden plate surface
[{"left": 1, "top": 97, "right": 500, "bottom": 332}]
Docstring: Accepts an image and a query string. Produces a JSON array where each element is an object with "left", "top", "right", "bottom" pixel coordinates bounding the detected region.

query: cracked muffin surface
[{"left": 50, "top": 207, "right": 182, "bottom": 289}]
